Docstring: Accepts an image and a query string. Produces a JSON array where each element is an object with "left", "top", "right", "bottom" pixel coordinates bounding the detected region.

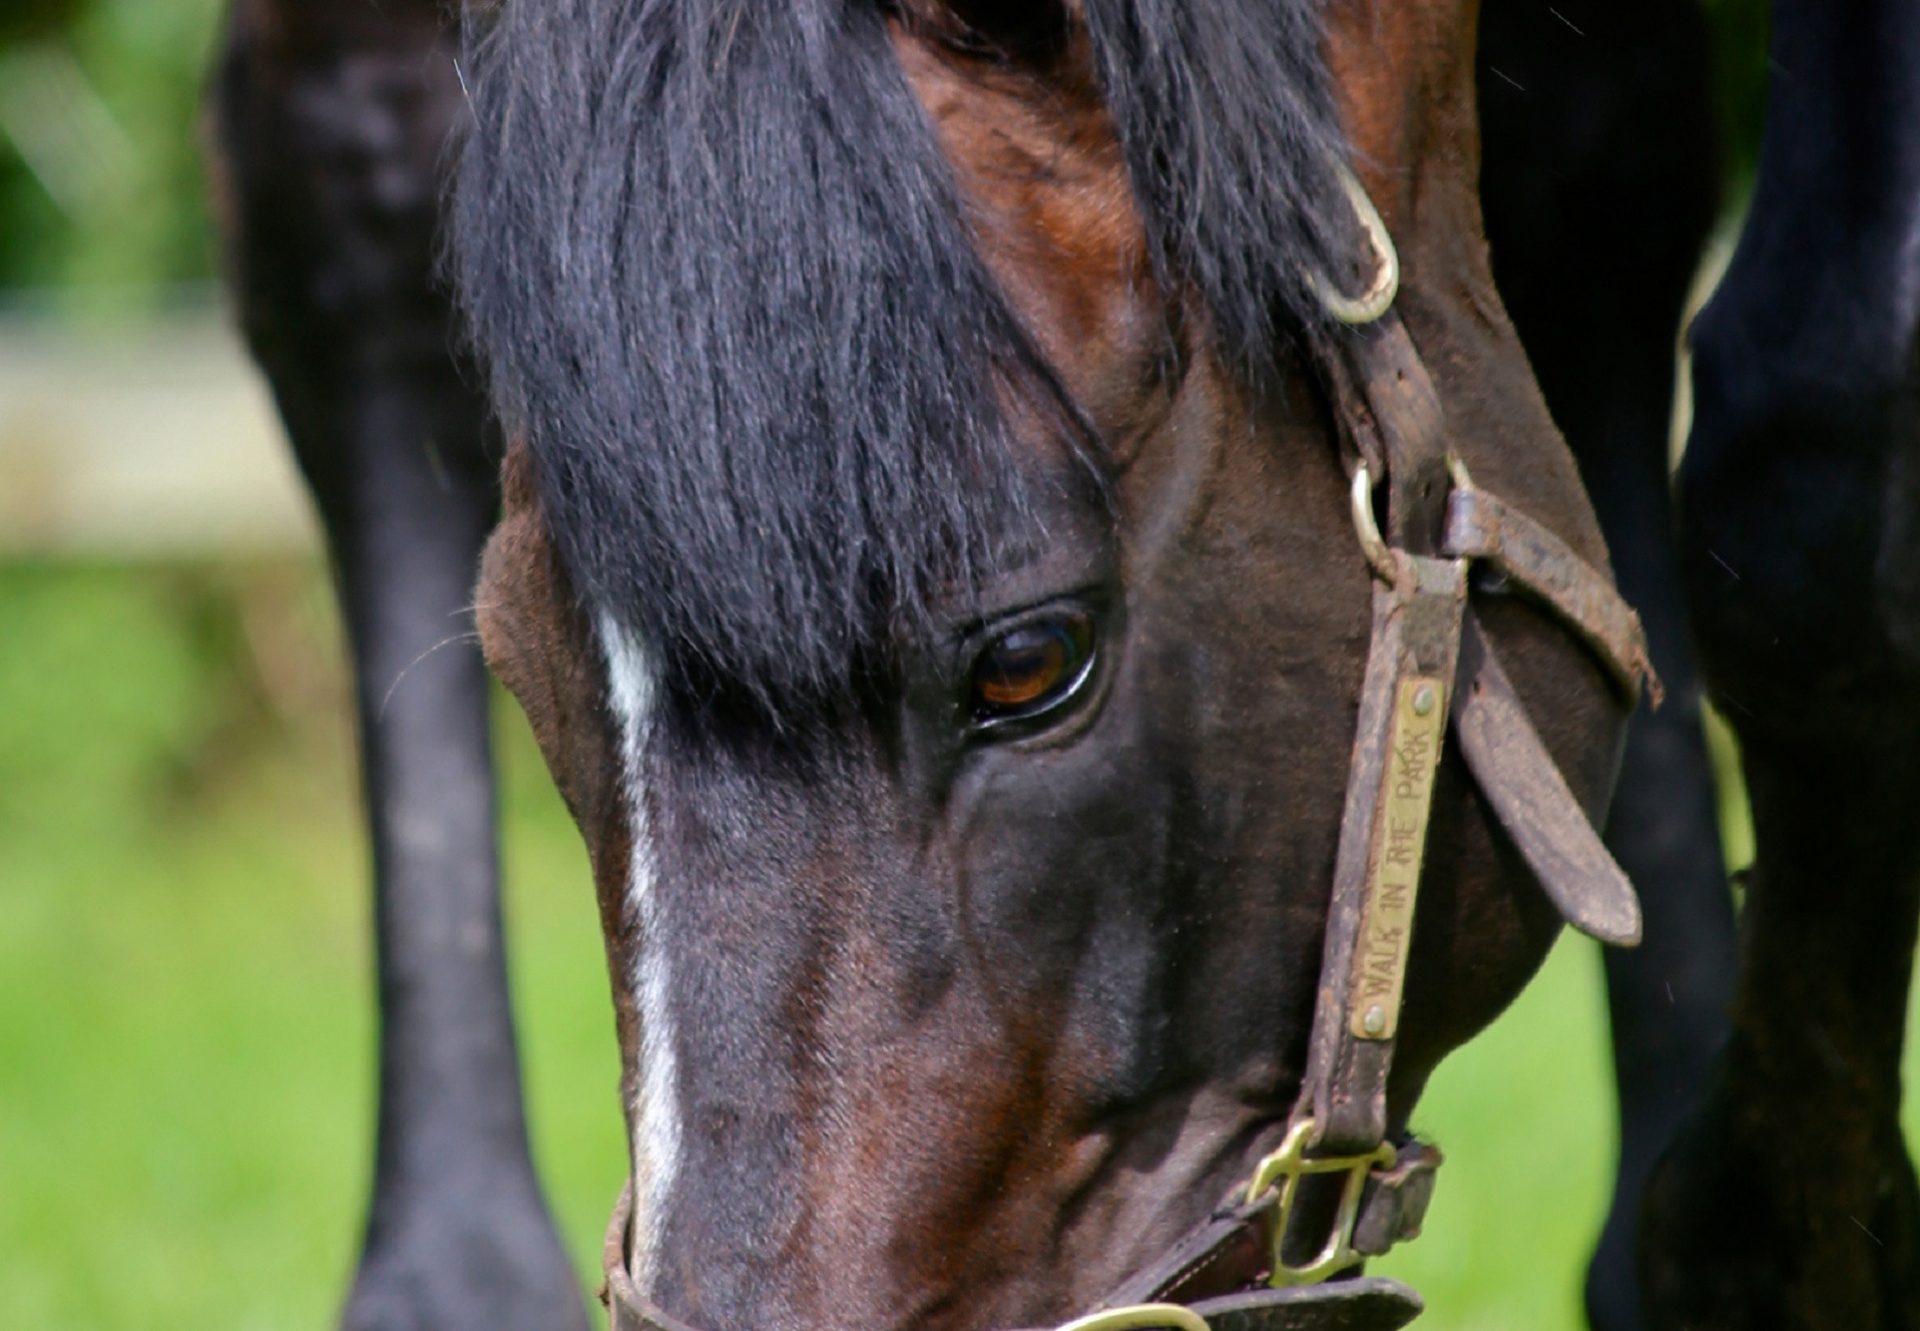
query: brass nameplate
[{"left": 1349, "top": 674, "right": 1446, "bottom": 1042}]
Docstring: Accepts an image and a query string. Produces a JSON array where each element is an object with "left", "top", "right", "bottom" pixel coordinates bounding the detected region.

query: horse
[
  {"left": 1645, "top": 1, "right": 1920, "bottom": 1324},
  {"left": 207, "top": 0, "right": 1914, "bottom": 1328},
  {"left": 1487, "top": 4, "right": 1920, "bottom": 1324}
]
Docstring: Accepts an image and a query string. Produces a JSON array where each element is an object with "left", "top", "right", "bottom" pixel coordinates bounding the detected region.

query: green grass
[
  {"left": 0, "top": 561, "right": 624, "bottom": 1329},
  {"left": 0, "top": 558, "right": 1910, "bottom": 1331}
]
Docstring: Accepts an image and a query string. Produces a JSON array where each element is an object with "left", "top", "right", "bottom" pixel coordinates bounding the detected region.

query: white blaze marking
[{"left": 599, "top": 616, "right": 679, "bottom": 1293}]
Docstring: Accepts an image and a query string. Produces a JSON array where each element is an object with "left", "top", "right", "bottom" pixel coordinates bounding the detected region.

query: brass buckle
[
  {"left": 1055, "top": 1305, "right": 1210, "bottom": 1331},
  {"left": 1244, "top": 1119, "right": 1397, "bottom": 1287}
]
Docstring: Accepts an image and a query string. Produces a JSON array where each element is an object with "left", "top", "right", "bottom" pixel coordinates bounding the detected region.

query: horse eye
[{"left": 968, "top": 612, "right": 1096, "bottom": 727}]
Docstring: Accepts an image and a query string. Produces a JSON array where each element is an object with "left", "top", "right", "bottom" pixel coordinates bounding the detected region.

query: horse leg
[
  {"left": 1476, "top": 5, "right": 1736, "bottom": 1328},
  {"left": 209, "top": 5, "right": 587, "bottom": 1328},
  {"left": 1651, "top": 0, "right": 1920, "bottom": 1324}
]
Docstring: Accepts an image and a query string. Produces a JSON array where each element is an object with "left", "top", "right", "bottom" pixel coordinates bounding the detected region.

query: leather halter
[{"left": 600, "top": 170, "right": 1655, "bottom": 1331}]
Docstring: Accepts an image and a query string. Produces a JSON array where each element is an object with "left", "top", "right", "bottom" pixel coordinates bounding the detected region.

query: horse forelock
[{"left": 451, "top": 0, "right": 1347, "bottom": 725}]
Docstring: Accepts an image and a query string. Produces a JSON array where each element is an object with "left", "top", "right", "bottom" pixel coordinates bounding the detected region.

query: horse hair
[
  {"left": 1081, "top": 0, "right": 1347, "bottom": 377},
  {"left": 451, "top": 0, "right": 1345, "bottom": 719}
]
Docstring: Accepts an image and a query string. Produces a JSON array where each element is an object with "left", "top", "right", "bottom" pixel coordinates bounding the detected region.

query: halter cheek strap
[{"left": 1255, "top": 305, "right": 1654, "bottom": 1301}]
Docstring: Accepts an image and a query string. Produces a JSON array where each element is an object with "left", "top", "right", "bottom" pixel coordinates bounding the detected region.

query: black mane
[
  {"left": 1083, "top": 0, "right": 1348, "bottom": 376},
  {"left": 452, "top": 0, "right": 1345, "bottom": 714}
]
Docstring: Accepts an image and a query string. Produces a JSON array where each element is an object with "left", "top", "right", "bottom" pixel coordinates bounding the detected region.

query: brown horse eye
[{"left": 969, "top": 613, "right": 1096, "bottom": 725}]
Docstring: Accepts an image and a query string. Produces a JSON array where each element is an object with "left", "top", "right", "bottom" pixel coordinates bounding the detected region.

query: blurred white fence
[{"left": 0, "top": 307, "right": 317, "bottom": 555}]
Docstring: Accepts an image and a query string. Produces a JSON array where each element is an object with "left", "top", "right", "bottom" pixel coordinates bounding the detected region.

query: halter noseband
[{"left": 601, "top": 164, "right": 1654, "bottom": 1331}]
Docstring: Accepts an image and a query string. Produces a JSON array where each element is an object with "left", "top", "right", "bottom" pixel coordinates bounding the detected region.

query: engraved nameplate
[{"left": 1348, "top": 674, "right": 1446, "bottom": 1042}]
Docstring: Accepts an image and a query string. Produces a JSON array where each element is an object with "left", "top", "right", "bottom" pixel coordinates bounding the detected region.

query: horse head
[{"left": 456, "top": 2, "right": 1629, "bottom": 1328}]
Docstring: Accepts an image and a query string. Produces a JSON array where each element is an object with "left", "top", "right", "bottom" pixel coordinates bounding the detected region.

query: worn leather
[
  {"left": 1442, "top": 482, "right": 1659, "bottom": 705},
  {"left": 1350, "top": 1142, "right": 1440, "bottom": 1258},
  {"left": 1319, "top": 316, "right": 1450, "bottom": 553},
  {"left": 1292, "top": 310, "right": 1464, "bottom": 1167},
  {"left": 1295, "top": 554, "right": 1466, "bottom": 1157},
  {"left": 1185, "top": 1282, "right": 1423, "bottom": 1331},
  {"left": 1452, "top": 614, "right": 1644, "bottom": 946},
  {"left": 602, "top": 1161, "right": 1437, "bottom": 1331},
  {"left": 1102, "top": 1149, "right": 1440, "bottom": 1310}
]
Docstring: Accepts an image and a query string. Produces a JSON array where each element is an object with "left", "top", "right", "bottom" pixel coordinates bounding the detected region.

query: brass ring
[
  {"left": 1350, "top": 465, "right": 1397, "bottom": 583},
  {"left": 1055, "top": 1305, "right": 1212, "bottom": 1331},
  {"left": 1311, "top": 163, "right": 1400, "bottom": 326}
]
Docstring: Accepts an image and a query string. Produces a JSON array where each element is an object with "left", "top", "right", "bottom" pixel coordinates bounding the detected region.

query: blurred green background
[
  {"left": 0, "top": 0, "right": 218, "bottom": 307},
  {"left": 0, "top": 3, "right": 1890, "bottom": 1331}
]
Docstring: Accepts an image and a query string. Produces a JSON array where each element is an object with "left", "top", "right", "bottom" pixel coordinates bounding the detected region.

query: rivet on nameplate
[
  {"left": 1362, "top": 1006, "right": 1388, "bottom": 1037},
  {"left": 1412, "top": 684, "right": 1436, "bottom": 717}
]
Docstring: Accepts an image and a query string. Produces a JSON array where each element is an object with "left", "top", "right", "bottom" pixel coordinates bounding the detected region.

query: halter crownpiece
[{"left": 600, "top": 164, "right": 1654, "bottom": 1331}]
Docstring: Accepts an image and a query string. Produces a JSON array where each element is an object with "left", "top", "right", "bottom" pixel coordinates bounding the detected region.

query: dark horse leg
[
  {"left": 1477, "top": 4, "right": 1737, "bottom": 1329},
  {"left": 210, "top": 3, "right": 587, "bottom": 1328},
  {"left": 1650, "top": 0, "right": 1920, "bottom": 1325}
]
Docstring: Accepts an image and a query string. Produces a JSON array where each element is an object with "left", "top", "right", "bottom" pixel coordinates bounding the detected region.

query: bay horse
[{"left": 205, "top": 0, "right": 1917, "bottom": 1328}]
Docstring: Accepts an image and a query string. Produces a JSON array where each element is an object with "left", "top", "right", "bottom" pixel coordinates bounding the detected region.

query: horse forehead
[{"left": 894, "top": 28, "right": 1164, "bottom": 422}]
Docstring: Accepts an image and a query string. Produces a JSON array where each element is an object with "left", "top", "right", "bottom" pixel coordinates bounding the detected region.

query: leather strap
[
  {"left": 1182, "top": 1282, "right": 1423, "bottom": 1331},
  {"left": 1441, "top": 482, "right": 1659, "bottom": 705},
  {"left": 604, "top": 1186, "right": 701, "bottom": 1331},
  {"left": 1319, "top": 317, "right": 1449, "bottom": 552},
  {"left": 1103, "top": 1146, "right": 1441, "bottom": 1310},
  {"left": 1451, "top": 613, "right": 1643, "bottom": 945},
  {"left": 602, "top": 1181, "right": 1431, "bottom": 1331},
  {"left": 1284, "top": 303, "right": 1648, "bottom": 1247},
  {"left": 1348, "top": 1141, "right": 1441, "bottom": 1259},
  {"left": 1295, "top": 555, "right": 1466, "bottom": 1156},
  {"left": 1293, "top": 311, "right": 1460, "bottom": 1167}
]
